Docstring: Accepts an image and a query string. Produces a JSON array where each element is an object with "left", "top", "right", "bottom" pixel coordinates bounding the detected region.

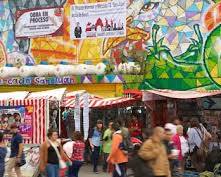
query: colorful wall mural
[{"left": 0, "top": 0, "right": 221, "bottom": 91}]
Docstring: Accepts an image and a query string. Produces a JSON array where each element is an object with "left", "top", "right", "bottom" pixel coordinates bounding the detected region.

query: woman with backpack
[
  {"left": 187, "top": 118, "right": 211, "bottom": 172},
  {"left": 107, "top": 121, "right": 128, "bottom": 177}
]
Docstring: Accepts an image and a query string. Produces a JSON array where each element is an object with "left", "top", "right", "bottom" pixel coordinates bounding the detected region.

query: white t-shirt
[
  {"left": 180, "top": 136, "right": 189, "bottom": 156},
  {"left": 165, "top": 123, "right": 177, "bottom": 135},
  {"left": 63, "top": 141, "right": 74, "bottom": 158}
]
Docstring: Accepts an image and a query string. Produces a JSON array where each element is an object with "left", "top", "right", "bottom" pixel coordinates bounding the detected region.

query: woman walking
[
  {"left": 0, "top": 132, "right": 7, "bottom": 177},
  {"left": 39, "top": 128, "right": 71, "bottom": 177},
  {"left": 187, "top": 118, "right": 211, "bottom": 172},
  {"left": 68, "top": 131, "right": 85, "bottom": 177},
  {"left": 89, "top": 120, "right": 103, "bottom": 173}
]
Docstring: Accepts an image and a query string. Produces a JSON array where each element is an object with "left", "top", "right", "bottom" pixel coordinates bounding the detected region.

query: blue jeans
[
  {"left": 68, "top": 161, "right": 83, "bottom": 177},
  {"left": 0, "top": 162, "right": 5, "bottom": 177},
  {"left": 92, "top": 146, "right": 100, "bottom": 172},
  {"left": 46, "top": 163, "right": 59, "bottom": 177}
]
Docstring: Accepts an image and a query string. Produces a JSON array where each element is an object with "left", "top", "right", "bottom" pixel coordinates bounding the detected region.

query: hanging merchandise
[
  {"left": 83, "top": 93, "right": 89, "bottom": 140},
  {"left": 74, "top": 94, "right": 81, "bottom": 131}
]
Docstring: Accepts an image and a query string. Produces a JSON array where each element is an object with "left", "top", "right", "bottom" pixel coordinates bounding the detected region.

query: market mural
[{"left": 1, "top": 0, "right": 221, "bottom": 90}]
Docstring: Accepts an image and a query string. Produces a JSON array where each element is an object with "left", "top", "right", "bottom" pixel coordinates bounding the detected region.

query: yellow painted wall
[{"left": 0, "top": 84, "right": 123, "bottom": 98}]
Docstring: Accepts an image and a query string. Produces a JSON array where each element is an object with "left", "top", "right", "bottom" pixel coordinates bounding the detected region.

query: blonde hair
[{"left": 176, "top": 125, "right": 183, "bottom": 131}]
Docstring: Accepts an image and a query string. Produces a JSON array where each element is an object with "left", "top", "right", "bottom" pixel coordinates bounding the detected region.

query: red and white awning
[
  {"left": 89, "top": 97, "right": 136, "bottom": 108},
  {"left": 142, "top": 89, "right": 221, "bottom": 100},
  {"left": 0, "top": 91, "right": 29, "bottom": 106},
  {"left": 62, "top": 92, "right": 136, "bottom": 108},
  {"left": 27, "top": 88, "right": 66, "bottom": 101}
]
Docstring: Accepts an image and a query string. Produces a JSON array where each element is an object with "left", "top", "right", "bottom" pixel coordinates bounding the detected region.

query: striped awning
[
  {"left": 27, "top": 88, "right": 66, "bottom": 101},
  {"left": 0, "top": 91, "right": 29, "bottom": 106},
  {"left": 142, "top": 89, "right": 221, "bottom": 100},
  {"left": 62, "top": 92, "right": 136, "bottom": 108},
  {"left": 61, "top": 91, "right": 101, "bottom": 108}
]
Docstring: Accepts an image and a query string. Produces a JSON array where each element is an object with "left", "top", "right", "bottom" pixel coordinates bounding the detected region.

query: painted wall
[{"left": 0, "top": 0, "right": 221, "bottom": 91}]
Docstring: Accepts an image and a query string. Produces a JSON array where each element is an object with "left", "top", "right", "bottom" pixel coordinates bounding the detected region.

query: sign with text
[
  {"left": 15, "top": 7, "right": 63, "bottom": 38},
  {"left": 70, "top": 1, "right": 126, "bottom": 39}
]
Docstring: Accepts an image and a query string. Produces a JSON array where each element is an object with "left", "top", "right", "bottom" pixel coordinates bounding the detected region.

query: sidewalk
[{"left": 79, "top": 165, "right": 111, "bottom": 177}]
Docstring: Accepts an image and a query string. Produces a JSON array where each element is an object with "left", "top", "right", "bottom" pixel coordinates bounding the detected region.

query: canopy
[
  {"left": 27, "top": 88, "right": 66, "bottom": 101},
  {"left": 0, "top": 91, "right": 29, "bottom": 106},
  {"left": 142, "top": 90, "right": 221, "bottom": 100},
  {"left": 0, "top": 91, "right": 29, "bottom": 100},
  {"left": 62, "top": 91, "right": 136, "bottom": 108}
]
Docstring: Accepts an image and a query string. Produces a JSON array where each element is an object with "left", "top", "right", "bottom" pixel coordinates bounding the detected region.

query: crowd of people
[{"left": 0, "top": 115, "right": 221, "bottom": 177}]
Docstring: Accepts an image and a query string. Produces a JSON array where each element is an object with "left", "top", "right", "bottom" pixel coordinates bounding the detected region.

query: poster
[
  {"left": 70, "top": 1, "right": 126, "bottom": 39},
  {"left": 0, "top": 106, "right": 33, "bottom": 140},
  {"left": 15, "top": 7, "right": 64, "bottom": 38},
  {"left": 74, "top": 94, "right": 81, "bottom": 131}
]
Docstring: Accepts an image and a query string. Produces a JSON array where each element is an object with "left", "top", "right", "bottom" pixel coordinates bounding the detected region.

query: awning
[
  {"left": 27, "top": 88, "right": 66, "bottom": 101},
  {"left": 142, "top": 90, "right": 221, "bottom": 100},
  {"left": 61, "top": 90, "right": 101, "bottom": 108},
  {"left": 0, "top": 91, "right": 29, "bottom": 100},
  {"left": 124, "top": 89, "right": 142, "bottom": 99},
  {"left": 62, "top": 91, "right": 136, "bottom": 108},
  {"left": 0, "top": 91, "right": 30, "bottom": 106},
  {"left": 90, "top": 97, "right": 136, "bottom": 108}
]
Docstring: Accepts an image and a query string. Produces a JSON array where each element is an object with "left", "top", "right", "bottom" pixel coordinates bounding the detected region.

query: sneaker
[{"left": 94, "top": 171, "right": 99, "bottom": 174}]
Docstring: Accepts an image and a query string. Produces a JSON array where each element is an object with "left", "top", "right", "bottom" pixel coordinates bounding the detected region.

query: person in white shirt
[
  {"left": 187, "top": 118, "right": 211, "bottom": 172},
  {"left": 63, "top": 140, "right": 74, "bottom": 158},
  {"left": 172, "top": 125, "right": 189, "bottom": 174}
]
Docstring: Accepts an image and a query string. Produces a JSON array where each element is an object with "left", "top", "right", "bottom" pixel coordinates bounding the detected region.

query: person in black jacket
[{"left": 74, "top": 22, "right": 82, "bottom": 38}]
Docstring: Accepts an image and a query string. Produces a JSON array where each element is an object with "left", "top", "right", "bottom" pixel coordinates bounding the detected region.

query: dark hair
[
  {"left": 73, "top": 131, "right": 84, "bottom": 141},
  {"left": 47, "top": 128, "right": 58, "bottom": 138},
  {"left": 0, "top": 132, "right": 4, "bottom": 142},
  {"left": 10, "top": 123, "right": 18, "bottom": 129},
  {"left": 97, "top": 120, "right": 103, "bottom": 125},
  {"left": 112, "top": 121, "right": 121, "bottom": 131},
  {"left": 116, "top": 119, "right": 123, "bottom": 127},
  {"left": 190, "top": 118, "right": 200, "bottom": 128}
]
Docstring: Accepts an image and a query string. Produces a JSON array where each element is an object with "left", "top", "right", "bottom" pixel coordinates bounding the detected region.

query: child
[{"left": 0, "top": 131, "right": 7, "bottom": 177}]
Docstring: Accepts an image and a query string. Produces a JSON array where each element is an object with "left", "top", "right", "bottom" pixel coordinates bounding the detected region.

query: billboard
[
  {"left": 70, "top": 1, "right": 126, "bottom": 39},
  {"left": 15, "top": 7, "right": 64, "bottom": 38}
]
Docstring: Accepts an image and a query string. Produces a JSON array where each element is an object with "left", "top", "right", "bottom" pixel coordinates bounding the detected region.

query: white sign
[
  {"left": 74, "top": 94, "right": 81, "bottom": 131},
  {"left": 83, "top": 93, "right": 89, "bottom": 140},
  {"left": 70, "top": 1, "right": 126, "bottom": 39},
  {"left": 15, "top": 8, "right": 63, "bottom": 38}
]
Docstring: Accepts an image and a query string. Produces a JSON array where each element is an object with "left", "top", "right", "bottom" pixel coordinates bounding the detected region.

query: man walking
[
  {"left": 139, "top": 127, "right": 171, "bottom": 177},
  {"left": 7, "top": 123, "right": 24, "bottom": 177}
]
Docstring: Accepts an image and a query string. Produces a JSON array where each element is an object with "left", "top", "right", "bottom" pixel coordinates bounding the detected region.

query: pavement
[{"left": 79, "top": 165, "right": 111, "bottom": 177}]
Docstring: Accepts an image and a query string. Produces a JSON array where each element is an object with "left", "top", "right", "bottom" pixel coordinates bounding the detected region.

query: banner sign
[
  {"left": 0, "top": 106, "right": 33, "bottom": 140},
  {"left": 15, "top": 7, "right": 63, "bottom": 38},
  {"left": 70, "top": 1, "right": 126, "bottom": 39},
  {"left": 0, "top": 75, "right": 124, "bottom": 85},
  {"left": 74, "top": 94, "right": 81, "bottom": 131},
  {"left": 83, "top": 93, "right": 89, "bottom": 140}
]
